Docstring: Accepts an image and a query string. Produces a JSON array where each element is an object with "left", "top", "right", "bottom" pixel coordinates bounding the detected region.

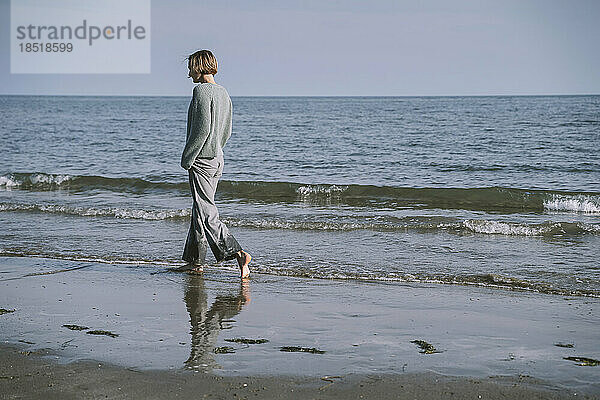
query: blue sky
[{"left": 1, "top": 0, "right": 599, "bottom": 96}]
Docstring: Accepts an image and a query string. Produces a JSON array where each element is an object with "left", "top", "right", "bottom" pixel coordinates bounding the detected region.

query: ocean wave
[
  {"left": 0, "top": 202, "right": 190, "bottom": 220},
  {"left": 544, "top": 194, "right": 600, "bottom": 214},
  {"left": 0, "top": 250, "right": 174, "bottom": 267},
  {"left": 460, "top": 220, "right": 599, "bottom": 236},
  {"left": 0, "top": 173, "right": 71, "bottom": 188},
  {"left": 227, "top": 217, "right": 600, "bottom": 236},
  {"left": 0, "top": 176, "right": 19, "bottom": 187},
  {"left": 0, "top": 172, "right": 186, "bottom": 193},
  {"left": 2, "top": 172, "right": 599, "bottom": 213},
  {"left": 296, "top": 184, "right": 348, "bottom": 197},
  {"left": 225, "top": 267, "right": 600, "bottom": 298},
  {"left": 1, "top": 250, "right": 597, "bottom": 298},
  {"left": 2, "top": 201, "right": 599, "bottom": 236}
]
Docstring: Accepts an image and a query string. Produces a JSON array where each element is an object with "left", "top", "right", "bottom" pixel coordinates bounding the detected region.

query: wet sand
[
  {"left": 0, "top": 256, "right": 599, "bottom": 398},
  {"left": 0, "top": 343, "right": 586, "bottom": 400}
]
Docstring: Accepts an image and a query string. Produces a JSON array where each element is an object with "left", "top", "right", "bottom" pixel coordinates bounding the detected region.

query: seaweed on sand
[
  {"left": 280, "top": 346, "right": 325, "bottom": 354},
  {"left": 214, "top": 346, "right": 236, "bottom": 354},
  {"left": 86, "top": 330, "right": 119, "bottom": 338},
  {"left": 564, "top": 357, "right": 600, "bottom": 366},
  {"left": 224, "top": 338, "right": 269, "bottom": 345},
  {"left": 554, "top": 342, "right": 574, "bottom": 348},
  {"left": 62, "top": 324, "right": 89, "bottom": 331},
  {"left": 411, "top": 339, "right": 441, "bottom": 354}
]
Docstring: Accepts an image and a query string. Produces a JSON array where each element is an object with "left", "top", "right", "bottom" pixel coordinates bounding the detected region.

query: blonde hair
[{"left": 187, "top": 49, "right": 218, "bottom": 76}]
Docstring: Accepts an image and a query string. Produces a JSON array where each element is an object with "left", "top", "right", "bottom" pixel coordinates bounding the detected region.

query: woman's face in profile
[{"left": 188, "top": 64, "right": 200, "bottom": 83}]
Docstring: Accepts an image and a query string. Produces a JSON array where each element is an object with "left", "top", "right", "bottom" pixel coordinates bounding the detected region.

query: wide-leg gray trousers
[{"left": 182, "top": 151, "right": 242, "bottom": 265}]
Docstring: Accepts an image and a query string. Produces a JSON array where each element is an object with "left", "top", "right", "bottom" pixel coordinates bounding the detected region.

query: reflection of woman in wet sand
[{"left": 184, "top": 275, "right": 250, "bottom": 370}]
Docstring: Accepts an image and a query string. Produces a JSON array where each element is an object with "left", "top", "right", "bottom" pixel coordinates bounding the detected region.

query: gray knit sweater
[{"left": 181, "top": 83, "right": 233, "bottom": 170}]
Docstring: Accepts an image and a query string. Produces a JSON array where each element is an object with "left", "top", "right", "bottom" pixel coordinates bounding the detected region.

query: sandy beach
[
  {"left": 0, "top": 343, "right": 586, "bottom": 400},
  {"left": 1, "top": 256, "right": 598, "bottom": 399}
]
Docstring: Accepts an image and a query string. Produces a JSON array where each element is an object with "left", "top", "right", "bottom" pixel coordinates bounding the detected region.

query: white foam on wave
[
  {"left": 544, "top": 194, "right": 600, "bottom": 214},
  {"left": 462, "top": 220, "right": 600, "bottom": 236},
  {"left": 0, "top": 176, "right": 19, "bottom": 187},
  {"left": 223, "top": 217, "right": 371, "bottom": 231},
  {"left": 296, "top": 184, "right": 348, "bottom": 197},
  {"left": 68, "top": 205, "right": 189, "bottom": 220},
  {"left": 3, "top": 201, "right": 599, "bottom": 236},
  {"left": 463, "top": 219, "right": 554, "bottom": 236},
  {"left": 0, "top": 202, "right": 190, "bottom": 220},
  {"left": 0, "top": 173, "right": 72, "bottom": 188},
  {"left": 0, "top": 250, "right": 177, "bottom": 267},
  {"left": 583, "top": 223, "right": 600, "bottom": 233},
  {"left": 29, "top": 173, "right": 71, "bottom": 185}
]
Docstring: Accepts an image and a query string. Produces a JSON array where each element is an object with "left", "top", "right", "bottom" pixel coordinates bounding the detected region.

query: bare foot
[{"left": 236, "top": 250, "right": 251, "bottom": 279}]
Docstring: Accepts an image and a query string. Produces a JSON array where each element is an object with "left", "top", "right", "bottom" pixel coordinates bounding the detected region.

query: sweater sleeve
[
  {"left": 181, "top": 88, "right": 213, "bottom": 170},
  {"left": 220, "top": 96, "right": 233, "bottom": 149}
]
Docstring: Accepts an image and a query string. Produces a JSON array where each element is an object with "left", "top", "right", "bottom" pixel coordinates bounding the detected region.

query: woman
[{"left": 180, "top": 49, "right": 251, "bottom": 279}]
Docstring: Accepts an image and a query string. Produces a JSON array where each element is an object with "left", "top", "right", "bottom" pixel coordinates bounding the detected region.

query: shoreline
[
  {"left": 1, "top": 256, "right": 599, "bottom": 398},
  {"left": 1, "top": 251, "right": 598, "bottom": 299}
]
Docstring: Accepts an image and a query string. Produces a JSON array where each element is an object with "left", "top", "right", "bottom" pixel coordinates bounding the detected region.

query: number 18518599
[{"left": 19, "top": 42, "right": 73, "bottom": 52}]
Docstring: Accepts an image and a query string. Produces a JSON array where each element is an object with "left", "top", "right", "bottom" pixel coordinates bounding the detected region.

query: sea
[{"left": 0, "top": 94, "right": 598, "bottom": 297}]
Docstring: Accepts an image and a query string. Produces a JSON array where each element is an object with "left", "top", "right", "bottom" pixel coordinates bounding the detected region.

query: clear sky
[{"left": 1, "top": 0, "right": 599, "bottom": 96}]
